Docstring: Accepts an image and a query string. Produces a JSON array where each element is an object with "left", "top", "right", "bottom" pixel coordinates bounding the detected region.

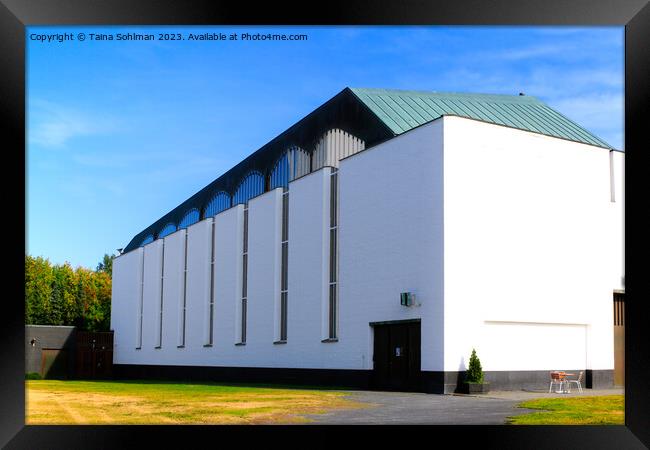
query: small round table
[{"left": 557, "top": 373, "right": 575, "bottom": 393}]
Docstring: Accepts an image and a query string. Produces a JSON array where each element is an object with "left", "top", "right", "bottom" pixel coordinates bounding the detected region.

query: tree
[
  {"left": 75, "top": 267, "right": 97, "bottom": 330},
  {"left": 25, "top": 254, "right": 113, "bottom": 331},
  {"left": 96, "top": 253, "right": 115, "bottom": 277},
  {"left": 25, "top": 256, "right": 54, "bottom": 325},
  {"left": 89, "top": 270, "right": 112, "bottom": 332},
  {"left": 51, "top": 263, "right": 78, "bottom": 325},
  {"left": 465, "top": 348, "right": 484, "bottom": 384}
]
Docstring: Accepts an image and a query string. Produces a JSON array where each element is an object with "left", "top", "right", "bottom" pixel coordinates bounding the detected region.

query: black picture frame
[{"left": 2, "top": 0, "right": 648, "bottom": 448}]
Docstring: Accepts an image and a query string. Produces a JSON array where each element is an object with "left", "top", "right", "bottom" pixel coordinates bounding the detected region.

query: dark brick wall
[{"left": 25, "top": 325, "right": 76, "bottom": 377}]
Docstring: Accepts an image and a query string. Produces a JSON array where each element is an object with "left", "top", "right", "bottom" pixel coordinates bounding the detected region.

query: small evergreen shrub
[
  {"left": 465, "top": 348, "right": 484, "bottom": 384},
  {"left": 25, "top": 372, "right": 42, "bottom": 380}
]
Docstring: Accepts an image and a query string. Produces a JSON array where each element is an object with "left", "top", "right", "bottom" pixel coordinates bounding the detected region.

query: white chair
[
  {"left": 566, "top": 371, "right": 584, "bottom": 393},
  {"left": 549, "top": 371, "right": 565, "bottom": 393}
]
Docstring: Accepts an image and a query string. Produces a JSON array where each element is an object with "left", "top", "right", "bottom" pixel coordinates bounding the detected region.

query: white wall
[
  {"left": 441, "top": 115, "right": 621, "bottom": 372},
  {"left": 210, "top": 204, "right": 244, "bottom": 363},
  {"left": 337, "top": 120, "right": 445, "bottom": 371},
  {"left": 111, "top": 247, "right": 142, "bottom": 363},
  {"left": 142, "top": 239, "right": 163, "bottom": 350},
  {"left": 117, "top": 230, "right": 190, "bottom": 365},
  {"left": 610, "top": 150, "right": 625, "bottom": 291},
  {"left": 481, "top": 321, "right": 587, "bottom": 371},
  {"left": 243, "top": 188, "right": 282, "bottom": 354},
  {"left": 112, "top": 115, "right": 622, "bottom": 377},
  {"left": 161, "top": 230, "right": 184, "bottom": 350},
  {"left": 185, "top": 220, "right": 211, "bottom": 348},
  {"left": 284, "top": 167, "right": 338, "bottom": 367}
]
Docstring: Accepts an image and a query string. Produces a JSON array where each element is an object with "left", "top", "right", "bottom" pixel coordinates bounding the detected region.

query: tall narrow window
[
  {"left": 279, "top": 188, "right": 289, "bottom": 342},
  {"left": 239, "top": 206, "right": 249, "bottom": 344},
  {"left": 137, "top": 250, "right": 145, "bottom": 349},
  {"left": 179, "top": 230, "right": 188, "bottom": 347},
  {"left": 326, "top": 168, "right": 339, "bottom": 341},
  {"left": 156, "top": 240, "right": 165, "bottom": 349},
  {"left": 206, "top": 219, "right": 216, "bottom": 346}
]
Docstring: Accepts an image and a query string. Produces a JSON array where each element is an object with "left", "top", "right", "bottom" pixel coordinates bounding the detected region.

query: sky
[{"left": 26, "top": 26, "right": 624, "bottom": 270}]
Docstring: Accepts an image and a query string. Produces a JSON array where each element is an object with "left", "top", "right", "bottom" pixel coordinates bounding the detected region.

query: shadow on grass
[{"left": 60, "top": 378, "right": 356, "bottom": 392}]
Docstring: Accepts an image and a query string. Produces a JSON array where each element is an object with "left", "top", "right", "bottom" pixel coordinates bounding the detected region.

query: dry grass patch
[{"left": 26, "top": 380, "right": 368, "bottom": 425}]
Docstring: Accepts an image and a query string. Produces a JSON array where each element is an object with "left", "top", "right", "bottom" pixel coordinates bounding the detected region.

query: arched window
[
  {"left": 204, "top": 191, "right": 231, "bottom": 218},
  {"left": 270, "top": 154, "right": 289, "bottom": 190},
  {"left": 312, "top": 129, "right": 365, "bottom": 171},
  {"left": 179, "top": 208, "right": 200, "bottom": 229},
  {"left": 140, "top": 234, "right": 154, "bottom": 246},
  {"left": 158, "top": 222, "right": 177, "bottom": 239},
  {"left": 233, "top": 171, "right": 265, "bottom": 205},
  {"left": 289, "top": 146, "right": 311, "bottom": 181},
  {"left": 270, "top": 146, "right": 310, "bottom": 190}
]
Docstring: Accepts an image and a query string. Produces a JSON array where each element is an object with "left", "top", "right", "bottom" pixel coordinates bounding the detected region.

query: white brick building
[{"left": 111, "top": 88, "right": 624, "bottom": 392}]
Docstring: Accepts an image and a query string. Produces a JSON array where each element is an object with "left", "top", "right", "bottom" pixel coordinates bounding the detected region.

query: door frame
[{"left": 370, "top": 319, "right": 422, "bottom": 391}]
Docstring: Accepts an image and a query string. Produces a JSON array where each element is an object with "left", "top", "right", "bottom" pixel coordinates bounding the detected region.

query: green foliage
[
  {"left": 53, "top": 263, "right": 79, "bottom": 325},
  {"left": 25, "top": 372, "right": 42, "bottom": 380},
  {"left": 25, "top": 256, "right": 54, "bottom": 325},
  {"left": 465, "top": 348, "right": 484, "bottom": 384},
  {"left": 25, "top": 255, "right": 113, "bottom": 331},
  {"left": 96, "top": 253, "right": 114, "bottom": 277}
]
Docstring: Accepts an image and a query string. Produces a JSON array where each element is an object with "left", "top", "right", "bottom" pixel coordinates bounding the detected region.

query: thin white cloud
[
  {"left": 28, "top": 99, "right": 119, "bottom": 148},
  {"left": 532, "top": 27, "right": 588, "bottom": 36},
  {"left": 548, "top": 93, "right": 624, "bottom": 149},
  {"left": 464, "top": 31, "right": 621, "bottom": 65},
  {"left": 497, "top": 44, "right": 571, "bottom": 61},
  {"left": 526, "top": 67, "right": 622, "bottom": 94},
  {"left": 395, "top": 66, "right": 624, "bottom": 149}
]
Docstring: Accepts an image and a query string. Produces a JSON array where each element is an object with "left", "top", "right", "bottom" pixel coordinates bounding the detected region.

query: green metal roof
[{"left": 350, "top": 88, "right": 612, "bottom": 149}]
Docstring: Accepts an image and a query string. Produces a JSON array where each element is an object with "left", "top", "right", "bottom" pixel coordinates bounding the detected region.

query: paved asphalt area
[{"left": 299, "top": 388, "right": 624, "bottom": 425}]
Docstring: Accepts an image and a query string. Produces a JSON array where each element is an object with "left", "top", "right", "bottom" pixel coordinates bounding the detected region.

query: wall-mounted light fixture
[
  {"left": 400, "top": 292, "right": 421, "bottom": 307},
  {"left": 30, "top": 338, "right": 36, "bottom": 347},
  {"left": 400, "top": 292, "right": 414, "bottom": 306}
]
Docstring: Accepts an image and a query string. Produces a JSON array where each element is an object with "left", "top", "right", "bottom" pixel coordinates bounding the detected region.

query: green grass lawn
[
  {"left": 507, "top": 395, "right": 624, "bottom": 425},
  {"left": 26, "top": 380, "right": 366, "bottom": 425}
]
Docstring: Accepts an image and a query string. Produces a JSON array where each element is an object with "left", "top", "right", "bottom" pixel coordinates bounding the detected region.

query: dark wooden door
[
  {"left": 372, "top": 321, "right": 421, "bottom": 391},
  {"left": 75, "top": 331, "right": 114, "bottom": 379}
]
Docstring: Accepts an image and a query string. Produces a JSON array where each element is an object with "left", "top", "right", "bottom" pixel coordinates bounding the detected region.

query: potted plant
[{"left": 463, "top": 348, "right": 489, "bottom": 394}]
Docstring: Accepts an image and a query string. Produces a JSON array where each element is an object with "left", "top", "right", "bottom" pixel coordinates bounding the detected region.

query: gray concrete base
[
  {"left": 113, "top": 364, "right": 614, "bottom": 394},
  {"left": 430, "top": 369, "right": 614, "bottom": 394}
]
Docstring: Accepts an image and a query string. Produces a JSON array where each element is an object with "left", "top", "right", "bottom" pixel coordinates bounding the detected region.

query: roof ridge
[
  {"left": 350, "top": 87, "right": 541, "bottom": 102},
  {"left": 350, "top": 87, "right": 611, "bottom": 149}
]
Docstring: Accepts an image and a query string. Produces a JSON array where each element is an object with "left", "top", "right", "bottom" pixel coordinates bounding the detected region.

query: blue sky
[{"left": 27, "top": 26, "right": 624, "bottom": 270}]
